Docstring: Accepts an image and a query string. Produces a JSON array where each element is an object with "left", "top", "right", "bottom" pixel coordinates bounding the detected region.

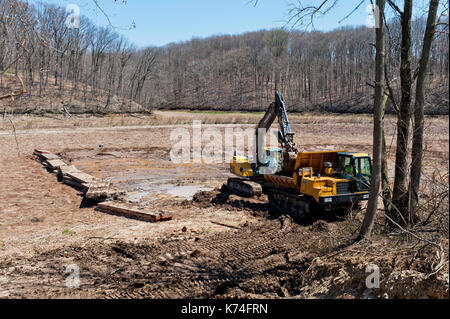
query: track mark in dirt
[
  {"left": 98, "top": 216, "right": 316, "bottom": 299},
  {"left": 0, "top": 216, "right": 318, "bottom": 299}
]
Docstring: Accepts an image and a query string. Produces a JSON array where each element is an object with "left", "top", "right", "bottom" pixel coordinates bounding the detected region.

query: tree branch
[
  {"left": 0, "top": 73, "right": 27, "bottom": 100},
  {"left": 386, "top": 0, "right": 403, "bottom": 17}
]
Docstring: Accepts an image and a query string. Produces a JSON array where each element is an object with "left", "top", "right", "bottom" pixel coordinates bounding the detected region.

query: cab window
[
  {"left": 355, "top": 157, "right": 371, "bottom": 190},
  {"left": 337, "top": 156, "right": 353, "bottom": 176},
  {"left": 355, "top": 157, "right": 371, "bottom": 177}
]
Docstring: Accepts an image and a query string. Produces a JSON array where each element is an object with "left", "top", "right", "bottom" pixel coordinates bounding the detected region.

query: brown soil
[{"left": 0, "top": 113, "right": 448, "bottom": 299}]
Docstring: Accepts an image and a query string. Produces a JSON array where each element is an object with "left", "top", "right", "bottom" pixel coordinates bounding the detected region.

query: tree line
[{"left": 0, "top": 0, "right": 448, "bottom": 115}]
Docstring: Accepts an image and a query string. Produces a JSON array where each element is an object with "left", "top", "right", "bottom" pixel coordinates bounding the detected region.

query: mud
[
  {"left": 0, "top": 215, "right": 321, "bottom": 299},
  {"left": 191, "top": 187, "right": 270, "bottom": 217},
  {"left": 60, "top": 146, "right": 230, "bottom": 204},
  {"left": 0, "top": 115, "right": 448, "bottom": 299},
  {"left": 2, "top": 210, "right": 446, "bottom": 299}
]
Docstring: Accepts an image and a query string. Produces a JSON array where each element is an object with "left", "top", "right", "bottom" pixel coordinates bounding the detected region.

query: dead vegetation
[{"left": 0, "top": 73, "right": 145, "bottom": 115}]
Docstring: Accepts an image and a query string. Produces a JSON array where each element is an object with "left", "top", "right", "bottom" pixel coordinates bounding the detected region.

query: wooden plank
[
  {"left": 62, "top": 176, "right": 84, "bottom": 189},
  {"left": 84, "top": 180, "right": 111, "bottom": 189},
  {"left": 42, "top": 161, "right": 57, "bottom": 173},
  {"left": 86, "top": 188, "right": 119, "bottom": 201},
  {"left": 39, "top": 153, "right": 61, "bottom": 161},
  {"left": 46, "top": 159, "right": 67, "bottom": 170},
  {"left": 58, "top": 165, "right": 79, "bottom": 176},
  {"left": 34, "top": 149, "right": 51, "bottom": 155},
  {"left": 66, "top": 171, "right": 96, "bottom": 184},
  {"left": 97, "top": 201, "right": 172, "bottom": 222},
  {"left": 84, "top": 180, "right": 120, "bottom": 201},
  {"left": 41, "top": 160, "right": 51, "bottom": 168}
]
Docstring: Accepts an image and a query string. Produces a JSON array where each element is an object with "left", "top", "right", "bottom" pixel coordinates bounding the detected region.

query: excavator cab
[
  {"left": 230, "top": 147, "right": 283, "bottom": 177},
  {"left": 257, "top": 147, "right": 283, "bottom": 175}
]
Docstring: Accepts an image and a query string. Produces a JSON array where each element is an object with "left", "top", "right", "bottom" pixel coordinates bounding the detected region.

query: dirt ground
[{"left": 0, "top": 113, "right": 448, "bottom": 299}]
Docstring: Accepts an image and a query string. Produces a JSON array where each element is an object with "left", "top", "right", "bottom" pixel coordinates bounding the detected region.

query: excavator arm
[
  {"left": 255, "top": 91, "right": 298, "bottom": 167},
  {"left": 274, "top": 91, "right": 298, "bottom": 153}
]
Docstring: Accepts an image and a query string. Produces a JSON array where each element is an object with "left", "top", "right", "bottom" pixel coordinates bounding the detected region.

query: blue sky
[{"left": 31, "top": 0, "right": 432, "bottom": 48}]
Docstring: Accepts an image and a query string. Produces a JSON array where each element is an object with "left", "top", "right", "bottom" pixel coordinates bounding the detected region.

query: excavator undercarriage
[
  {"left": 227, "top": 178, "right": 262, "bottom": 198},
  {"left": 267, "top": 189, "right": 314, "bottom": 220}
]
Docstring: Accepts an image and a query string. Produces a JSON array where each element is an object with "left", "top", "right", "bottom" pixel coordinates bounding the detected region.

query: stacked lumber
[
  {"left": 57, "top": 166, "right": 120, "bottom": 200},
  {"left": 34, "top": 150, "right": 170, "bottom": 223},
  {"left": 34, "top": 149, "right": 119, "bottom": 201},
  {"left": 85, "top": 180, "right": 121, "bottom": 201},
  {"left": 33, "top": 149, "right": 51, "bottom": 156},
  {"left": 97, "top": 201, "right": 172, "bottom": 222},
  {"left": 33, "top": 149, "right": 67, "bottom": 172},
  {"left": 57, "top": 165, "right": 91, "bottom": 190}
]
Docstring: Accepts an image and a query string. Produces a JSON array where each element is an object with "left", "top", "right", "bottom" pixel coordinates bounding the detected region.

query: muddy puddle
[
  {"left": 122, "top": 182, "right": 213, "bottom": 204},
  {"left": 61, "top": 147, "right": 230, "bottom": 204}
]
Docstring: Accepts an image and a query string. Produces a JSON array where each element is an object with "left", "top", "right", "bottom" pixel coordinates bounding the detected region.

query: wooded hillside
[{"left": 0, "top": 0, "right": 448, "bottom": 114}]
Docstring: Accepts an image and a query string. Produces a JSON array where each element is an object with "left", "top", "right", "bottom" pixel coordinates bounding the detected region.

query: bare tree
[
  {"left": 360, "top": 0, "right": 386, "bottom": 239},
  {"left": 409, "top": 0, "right": 441, "bottom": 220},
  {"left": 389, "top": 0, "right": 414, "bottom": 227},
  {"left": 387, "top": 0, "right": 448, "bottom": 228}
]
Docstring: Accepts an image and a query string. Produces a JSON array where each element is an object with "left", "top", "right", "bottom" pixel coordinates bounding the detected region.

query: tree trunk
[
  {"left": 381, "top": 89, "right": 392, "bottom": 216},
  {"left": 409, "top": 0, "right": 439, "bottom": 222},
  {"left": 359, "top": 0, "right": 386, "bottom": 239},
  {"left": 390, "top": 0, "right": 413, "bottom": 228}
]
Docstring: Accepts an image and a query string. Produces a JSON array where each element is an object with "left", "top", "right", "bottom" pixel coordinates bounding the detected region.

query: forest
[{"left": 0, "top": 0, "right": 448, "bottom": 115}]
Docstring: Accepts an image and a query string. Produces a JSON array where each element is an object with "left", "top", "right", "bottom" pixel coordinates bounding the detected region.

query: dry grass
[{"left": 2, "top": 110, "right": 447, "bottom": 132}]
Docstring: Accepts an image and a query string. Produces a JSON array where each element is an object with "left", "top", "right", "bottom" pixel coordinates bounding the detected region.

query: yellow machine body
[
  {"left": 231, "top": 147, "right": 282, "bottom": 178},
  {"left": 264, "top": 150, "right": 372, "bottom": 205},
  {"left": 231, "top": 155, "right": 254, "bottom": 177}
]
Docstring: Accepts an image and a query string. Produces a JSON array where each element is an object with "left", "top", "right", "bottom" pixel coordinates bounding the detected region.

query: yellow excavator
[{"left": 228, "top": 91, "right": 372, "bottom": 220}]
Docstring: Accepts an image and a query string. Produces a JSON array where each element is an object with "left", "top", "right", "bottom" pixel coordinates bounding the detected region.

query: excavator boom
[{"left": 256, "top": 91, "right": 297, "bottom": 167}]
